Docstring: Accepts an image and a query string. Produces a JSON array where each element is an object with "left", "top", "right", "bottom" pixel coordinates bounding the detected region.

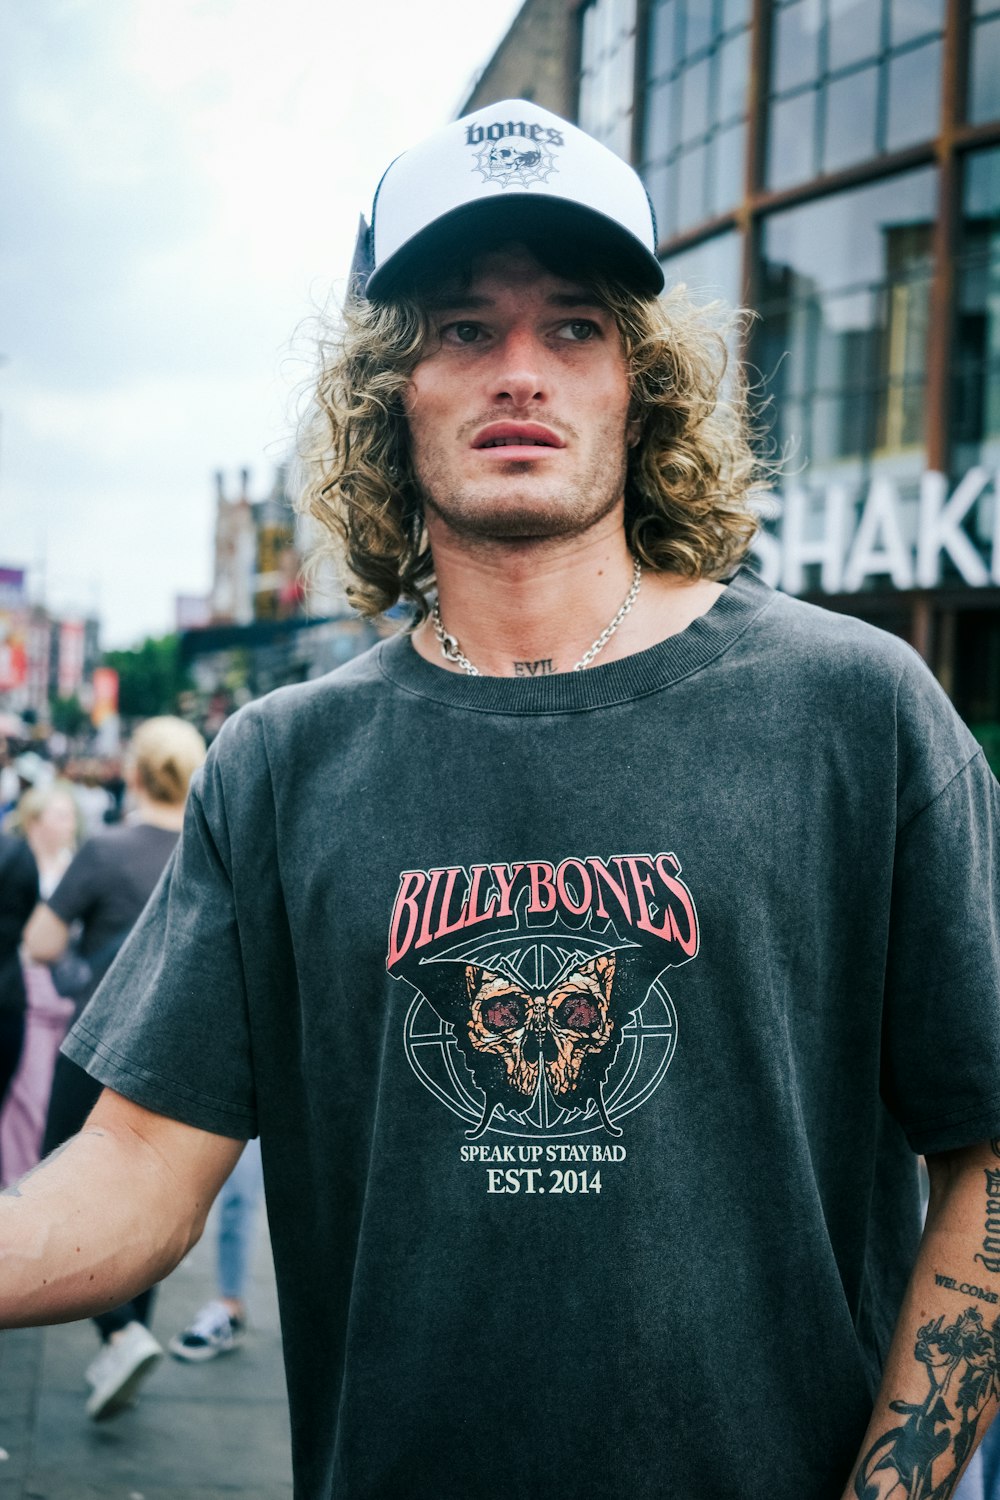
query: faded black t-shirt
[{"left": 64, "top": 568, "right": 1000, "bottom": 1500}]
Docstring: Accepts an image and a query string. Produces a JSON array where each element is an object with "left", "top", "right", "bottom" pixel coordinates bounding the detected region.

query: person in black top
[
  {"left": 23, "top": 715, "right": 205, "bottom": 1422},
  {"left": 0, "top": 831, "right": 39, "bottom": 1180}
]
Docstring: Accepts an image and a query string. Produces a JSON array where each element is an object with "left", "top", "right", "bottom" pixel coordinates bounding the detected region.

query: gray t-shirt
[
  {"left": 64, "top": 567, "right": 1000, "bottom": 1500},
  {"left": 49, "top": 822, "right": 179, "bottom": 1010}
]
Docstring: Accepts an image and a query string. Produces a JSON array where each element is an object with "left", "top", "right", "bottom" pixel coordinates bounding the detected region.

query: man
[{"left": 2, "top": 100, "right": 999, "bottom": 1500}]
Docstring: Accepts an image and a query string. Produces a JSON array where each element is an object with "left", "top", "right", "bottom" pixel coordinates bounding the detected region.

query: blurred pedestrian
[
  {"left": 0, "top": 782, "right": 81, "bottom": 1185},
  {"left": 65, "top": 760, "right": 113, "bottom": 836},
  {"left": 168, "top": 1137, "right": 264, "bottom": 1362},
  {"left": 23, "top": 716, "right": 206, "bottom": 1421},
  {"left": 0, "top": 830, "right": 38, "bottom": 1183}
]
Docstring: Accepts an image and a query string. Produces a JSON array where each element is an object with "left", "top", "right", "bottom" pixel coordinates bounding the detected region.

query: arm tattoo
[
  {"left": 513, "top": 659, "right": 555, "bottom": 676},
  {"left": 976, "top": 1168, "right": 1000, "bottom": 1274},
  {"left": 0, "top": 1132, "right": 105, "bottom": 1198},
  {"left": 854, "top": 1307, "right": 999, "bottom": 1499}
]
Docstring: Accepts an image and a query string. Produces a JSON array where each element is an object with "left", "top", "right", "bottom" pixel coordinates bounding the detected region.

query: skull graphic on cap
[{"left": 471, "top": 132, "right": 557, "bottom": 189}]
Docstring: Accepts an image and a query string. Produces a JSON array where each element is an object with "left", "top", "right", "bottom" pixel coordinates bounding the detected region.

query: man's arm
[
  {"left": 841, "top": 1139, "right": 1000, "bottom": 1499},
  {"left": 23, "top": 903, "right": 70, "bottom": 963},
  {"left": 0, "top": 1087, "right": 244, "bottom": 1328}
]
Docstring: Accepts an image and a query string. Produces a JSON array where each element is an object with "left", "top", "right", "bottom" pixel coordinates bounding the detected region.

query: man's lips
[{"left": 471, "top": 422, "right": 565, "bottom": 452}]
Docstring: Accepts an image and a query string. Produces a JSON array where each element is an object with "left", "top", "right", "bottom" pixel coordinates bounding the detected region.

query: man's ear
[{"left": 626, "top": 415, "right": 642, "bottom": 448}]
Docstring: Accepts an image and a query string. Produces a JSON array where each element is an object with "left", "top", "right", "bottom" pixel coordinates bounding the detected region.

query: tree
[
  {"left": 103, "top": 634, "right": 190, "bottom": 720},
  {"left": 51, "top": 695, "right": 89, "bottom": 738}
]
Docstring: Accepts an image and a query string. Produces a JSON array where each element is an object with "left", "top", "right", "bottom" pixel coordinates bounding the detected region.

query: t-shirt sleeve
[
  {"left": 47, "top": 839, "right": 103, "bottom": 931},
  {"left": 61, "top": 741, "right": 258, "bottom": 1140},
  {"left": 881, "top": 744, "right": 1000, "bottom": 1154}
]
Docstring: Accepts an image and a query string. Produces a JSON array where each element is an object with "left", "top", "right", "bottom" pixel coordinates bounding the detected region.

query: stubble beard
[{"left": 412, "top": 431, "right": 631, "bottom": 544}]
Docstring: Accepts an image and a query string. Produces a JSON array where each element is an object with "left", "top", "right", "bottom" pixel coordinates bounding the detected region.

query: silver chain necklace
[{"left": 431, "top": 556, "right": 642, "bottom": 677}]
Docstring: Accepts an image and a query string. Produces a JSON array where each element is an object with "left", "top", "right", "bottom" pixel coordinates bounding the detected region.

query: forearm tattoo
[
  {"left": 976, "top": 1168, "right": 1000, "bottom": 1274},
  {"left": 854, "top": 1307, "right": 1000, "bottom": 1499}
]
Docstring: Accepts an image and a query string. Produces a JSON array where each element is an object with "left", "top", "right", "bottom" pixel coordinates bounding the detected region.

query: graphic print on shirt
[{"left": 386, "top": 853, "right": 699, "bottom": 1146}]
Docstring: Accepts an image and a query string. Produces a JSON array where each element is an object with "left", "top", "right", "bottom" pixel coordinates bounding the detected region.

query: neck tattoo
[{"left": 432, "top": 556, "right": 642, "bottom": 677}]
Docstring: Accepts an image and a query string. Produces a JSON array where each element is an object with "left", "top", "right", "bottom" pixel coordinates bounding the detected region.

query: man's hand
[
  {"left": 841, "top": 1139, "right": 1000, "bottom": 1499},
  {"left": 0, "top": 1088, "right": 245, "bottom": 1328}
]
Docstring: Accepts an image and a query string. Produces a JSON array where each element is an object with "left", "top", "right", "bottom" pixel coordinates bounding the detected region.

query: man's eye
[
  {"left": 442, "top": 322, "right": 484, "bottom": 345},
  {"left": 558, "top": 320, "right": 598, "bottom": 341}
]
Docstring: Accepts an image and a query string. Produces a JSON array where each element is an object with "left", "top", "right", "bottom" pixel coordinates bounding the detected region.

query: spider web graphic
[{"left": 471, "top": 141, "right": 557, "bottom": 188}]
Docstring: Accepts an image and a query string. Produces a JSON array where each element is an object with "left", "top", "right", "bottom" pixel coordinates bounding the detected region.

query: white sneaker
[
  {"left": 84, "top": 1322, "right": 163, "bottom": 1421},
  {"left": 168, "top": 1299, "right": 246, "bottom": 1362}
]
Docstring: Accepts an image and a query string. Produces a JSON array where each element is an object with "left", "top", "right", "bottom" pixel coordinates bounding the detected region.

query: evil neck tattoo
[{"left": 432, "top": 557, "right": 642, "bottom": 677}]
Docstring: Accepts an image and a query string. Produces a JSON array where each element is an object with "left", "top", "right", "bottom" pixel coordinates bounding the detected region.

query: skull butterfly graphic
[
  {"left": 402, "top": 943, "right": 665, "bottom": 1140},
  {"left": 465, "top": 954, "right": 618, "bottom": 1136}
]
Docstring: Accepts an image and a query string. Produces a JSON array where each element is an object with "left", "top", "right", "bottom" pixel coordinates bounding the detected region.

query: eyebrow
[{"left": 426, "top": 289, "right": 606, "bottom": 312}]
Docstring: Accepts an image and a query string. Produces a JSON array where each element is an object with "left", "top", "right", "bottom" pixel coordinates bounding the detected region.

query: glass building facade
[{"left": 461, "top": 0, "right": 1000, "bottom": 762}]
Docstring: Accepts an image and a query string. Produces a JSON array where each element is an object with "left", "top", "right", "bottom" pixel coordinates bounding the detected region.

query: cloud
[{"left": 0, "top": 0, "right": 526, "bottom": 646}]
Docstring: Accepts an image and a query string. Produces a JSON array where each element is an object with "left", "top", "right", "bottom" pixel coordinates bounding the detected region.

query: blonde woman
[
  {"left": 24, "top": 716, "right": 205, "bottom": 1422},
  {"left": 0, "top": 781, "right": 81, "bottom": 1184}
]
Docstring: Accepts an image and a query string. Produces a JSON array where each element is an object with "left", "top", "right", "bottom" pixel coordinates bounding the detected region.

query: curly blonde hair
[{"left": 296, "top": 242, "right": 763, "bottom": 620}]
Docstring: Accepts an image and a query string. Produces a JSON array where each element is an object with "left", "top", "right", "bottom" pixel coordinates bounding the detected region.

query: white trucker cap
[{"left": 361, "top": 98, "right": 664, "bottom": 300}]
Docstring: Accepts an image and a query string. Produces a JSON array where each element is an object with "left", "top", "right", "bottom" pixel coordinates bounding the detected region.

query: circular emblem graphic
[{"left": 403, "top": 972, "right": 677, "bottom": 1139}]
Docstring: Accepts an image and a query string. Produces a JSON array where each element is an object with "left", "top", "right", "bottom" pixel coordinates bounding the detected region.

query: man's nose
[{"left": 491, "top": 328, "right": 545, "bottom": 406}]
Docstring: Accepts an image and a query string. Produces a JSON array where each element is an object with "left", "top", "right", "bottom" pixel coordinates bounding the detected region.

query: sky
[{"left": 0, "top": 0, "right": 525, "bottom": 647}]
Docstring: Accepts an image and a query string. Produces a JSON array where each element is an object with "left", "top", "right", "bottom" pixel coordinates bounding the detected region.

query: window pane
[
  {"left": 761, "top": 168, "right": 936, "bottom": 299},
  {"left": 643, "top": 78, "right": 674, "bottom": 160},
  {"left": 815, "top": 289, "right": 879, "bottom": 389},
  {"left": 646, "top": 161, "right": 674, "bottom": 237},
  {"left": 718, "top": 28, "right": 750, "bottom": 123},
  {"left": 773, "top": 1, "right": 821, "bottom": 92},
  {"left": 757, "top": 171, "right": 934, "bottom": 474},
  {"left": 681, "top": 0, "right": 715, "bottom": 60},
  {"left": 660, "top": 227, "right": 743, "bottom": 305},
  {"left": 710, "top": 120, "right": 746, "bottom": 216},
  {"left": 966, "top": 146, "right": 1000, "bottom": 218},
  {"left": 677, "top": 142, "right": 710, "bottom": 228},
  {"left": 970, "top": 17, "right": 1000, "bottom": 124},
  {"left": 722, "top": 0, "right": 750, "bottom": 30},
  {"left": 578, "top": 0, "right": 637, "bottom": 145},
  {"left": 767, "top": 88, "right": 816, "bottom": 189},
  {"left": 890, "top": 0, "right": 944, "bottom": 45},
  {"left": 680, "top": 55, "right": 711, "bottom": 140},
  {"left": 823, "top": 65, "right": 878, "bottom": 174},
  {"left": 647, "top": 0, "right": 677, "bottom": 81},
  {"left": 886, "top": 40, "right": 941, "bottom": 151},
  {"left": 581, "top": 1, "right": 599, "bottom": 66},
  {"left": 828, "top": 0, "right": 882, "bottom": 72},
  {"left": 615, "top": 29, "right": 636, "bottom": 110},
  {"left": 953, "top": 146, "right": 1000, "bottom": 474}
]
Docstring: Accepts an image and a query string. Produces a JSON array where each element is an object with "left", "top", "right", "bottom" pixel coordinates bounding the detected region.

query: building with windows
[{"left": 463, "top": 0, "right": 1000, "bottom": 767}]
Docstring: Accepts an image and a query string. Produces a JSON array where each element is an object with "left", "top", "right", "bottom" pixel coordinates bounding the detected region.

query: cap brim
[{"left": 365, "top": 196, "right": 664, "bottom": 301}]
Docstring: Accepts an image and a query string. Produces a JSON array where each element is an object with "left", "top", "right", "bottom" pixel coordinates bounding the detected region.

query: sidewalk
[{"left": 0, "top": 1204, "right": 292, "bottom": 1499}]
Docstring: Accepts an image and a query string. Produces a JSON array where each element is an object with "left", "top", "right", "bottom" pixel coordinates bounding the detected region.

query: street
[{"left": 0, "top": 1201, "right": 292, "bottom": 1498}]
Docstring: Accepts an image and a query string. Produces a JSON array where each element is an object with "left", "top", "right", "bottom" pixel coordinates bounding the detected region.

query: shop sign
[
  {"left": 752, "top": 468, "right": 999, "bottom": 594},
  {"left": 57, "top": 620, "right": 86, "bottom": 699},
  {"left": 0, "top": 612, "right": 27, "bottom": 693},
  {"left": 90, "top": 667, "right": 119, "bottom": 726},
  {"left": 0, "top": 568, "right": 26, "bottom": 610}
]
